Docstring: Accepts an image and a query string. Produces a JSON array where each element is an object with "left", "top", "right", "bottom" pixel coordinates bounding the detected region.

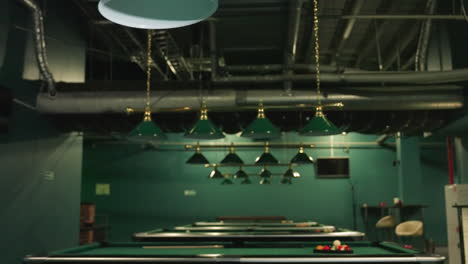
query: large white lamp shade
[{"left": 98, "top": 0, "right": 219, "bottom": 29}]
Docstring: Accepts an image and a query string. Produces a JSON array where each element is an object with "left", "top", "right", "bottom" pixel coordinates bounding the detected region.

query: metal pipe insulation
[
  {"left": 283, "top": 0, "right": 304, "bottom": 95},
  {"left": 36, "top": 88, "right": 463, "bottom": 114},
  {"left": 213, "top": 68, "right": 468, "bottom": 84},
  {"left": 209, "top": 21, "right": 218, "bottom": 80},
  {"left": 18, "top": 0, "right": 56, "bottom": 96},
  {"left": 415, "top": 0, "right": 437, "bottom": 71},
  {"left": 332, "top": 0, "right": 365, "bottom": 64},
  {"left": 224, "top": 64, "right": 361, "bottom": 73}
]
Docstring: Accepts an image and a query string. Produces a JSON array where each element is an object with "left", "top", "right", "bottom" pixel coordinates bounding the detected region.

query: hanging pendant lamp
[
  {"left": 281, "top": 177, "right": 293, "bottom": 185},
  {"left": 98, "top": 0, "right": 219, "bottom": 29},
  {"left": 300, "top": 0, "right": 341, "bottom": 136},
  {"left": 241, "top": 102, "right": 280, "bottom": 139},
  {"left": 301, "top": 106, "right": 341, "bottom": 136},
  {"left": 259, "top": 166, "right": 272, "bottom": 185},
  {"left": 290, "top": 146, "right": 314, "bottom": 164},
  {"left": 128, "top": 30, "right": 166, "bottom": 141},
  {"left": 234, "top": 166, "right": 249, "bottom": 179},
  {"left": 186, "top": 142, "right": 210, "bottom": 165},
  {"left": 209, "top": 165, "right": 223, "bottom": 179},
  {"left": 255, "top": 142, "right": 279, "bottom": 165},
  {"left": 283, "top": 164, "right": 301, "bottom": 178},
  {"left": 241, "top": 178, "right": 252, "bottom": 184},
  {"left": 221, "top": 143, "right": 244, "bottom": 165},
  {"left": 221, "top": 175, "right": 234, "bottom": 185},
  {"left": 185, "top": 103, "right": 225, "bottom": 139}
]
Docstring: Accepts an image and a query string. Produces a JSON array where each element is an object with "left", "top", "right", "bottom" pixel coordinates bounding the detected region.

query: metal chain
[
  {"left": 313, "top": 0, "right": 322, "bottom": 107},
  {"left": 146, "top": 29, "right": 153, "bottom": 111}
]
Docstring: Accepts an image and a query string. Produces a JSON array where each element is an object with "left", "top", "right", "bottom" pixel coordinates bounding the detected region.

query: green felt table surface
[{"left": 51, "top": 242, "right": 419, "bottom": 256}]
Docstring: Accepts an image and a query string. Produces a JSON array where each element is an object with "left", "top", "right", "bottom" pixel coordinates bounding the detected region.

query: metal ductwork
[
  {"left": 213, "top": 68, "right": 468, "bottom": 84},
  {"left": 19, "top": 0, "right": 56, "bottom": 97},
  {"left": 36, "top": 88, "right": 463, "bottom": 114},
  {"left": 283, "top": 0, "right": 303, "bottom": 95}
]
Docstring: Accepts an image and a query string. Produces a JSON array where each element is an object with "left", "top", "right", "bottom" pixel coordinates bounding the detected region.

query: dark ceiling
[{"left": 47, "top": 0, "right": 468, "bottom": 136}]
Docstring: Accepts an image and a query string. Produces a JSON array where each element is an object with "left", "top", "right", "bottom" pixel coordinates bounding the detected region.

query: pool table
[
  {"left": 132, "top": 228, "right": 365, "bottom": 242},
  {"left": 194, "top": 221, "right": 319, "bottom": 226},
  {"left": 23, "top": 241, "right": 445, "bottom": 263},
  {"left": 174, "top": 224, "right": 336, "bottom": 232}
]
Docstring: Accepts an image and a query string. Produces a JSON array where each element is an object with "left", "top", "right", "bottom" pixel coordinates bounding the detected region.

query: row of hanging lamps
[
  {"left": 300, "top": 0, "right": 341, "bottom": 136},
  {"left": 185, "top": 143, "right": 314, "bottom": 165},
  {"left": 241, "top": 102, "right": 280, "bottom": 139},
  {"left": 185, "top": 102, "right": 225, "bottom": 139},
  {"left": 98, "top": 0, "right": 219, "bottom": 29},
  {"left": 255, "top": 142, "right": 279, "bottom": 165},
  {"left": 211, "top": 165, "right": 300, "bottom": 185},
  {"left": 128, "top": 30, "right": 167, "bottom": 142},
  {"left": 186, "top": 142, "right": 210, "bottom": 164}
]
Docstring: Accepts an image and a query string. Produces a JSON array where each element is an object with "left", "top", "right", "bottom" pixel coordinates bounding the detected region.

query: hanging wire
[
  {"left": 146, "top": 30, "right": 153, "bottom": 111},
  {"left": 312, "top": 0, "right": 321, "bottom": 108},
  {"left": 143, "top": 29, "right": 153, "bottom": 121}
]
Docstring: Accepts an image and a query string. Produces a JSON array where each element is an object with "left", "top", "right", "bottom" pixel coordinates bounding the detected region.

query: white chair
[
  {"left": 395, "top": 220, "right": 424, "bottom": 250},
  {"left": 375, "top": 215, "right": 396, "bottom": 241},
  {"left": 395, "top": 220, "right": 423, "bottom": 236}
]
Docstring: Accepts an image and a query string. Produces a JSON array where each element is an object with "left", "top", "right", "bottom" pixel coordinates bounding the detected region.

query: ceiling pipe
[
  {"left": 331, "top": 0, "right": 365, "bottom": 65},
  {"left": 283, "top": 0, "right": 304, "bottom": 95},
  {"left": 415, "top": 0, "right": 437, "bottom": 72},
  {"left": 35, "top": 88, "right": 463, "bottom": 114},
  {"left": 338, "top": 14, "right": 466, "bottom": 20},
  {"left": 18, "top": 0, "right": 56, "bottom": 97},
  {"left": 224, "top": 64, "right": 363, "bottom": 73},
  {"left": 209, "top": 20, "right": 218, "bottom": 81},
  {"left": 213, "top": 68, "right": 468, "bottom": 84}
]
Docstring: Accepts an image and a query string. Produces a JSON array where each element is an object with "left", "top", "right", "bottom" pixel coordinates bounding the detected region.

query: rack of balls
[{"left": 314, "top": 240, "right": 353, "bottom": 253}]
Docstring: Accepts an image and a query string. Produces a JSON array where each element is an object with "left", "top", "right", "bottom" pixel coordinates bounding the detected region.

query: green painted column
[{"left": 396, "top": 135, "right": 423, "bottom": 204}]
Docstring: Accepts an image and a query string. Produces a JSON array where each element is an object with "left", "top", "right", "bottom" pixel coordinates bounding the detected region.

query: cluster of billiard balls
[{"left": 315, "top": 240, "right": 352, "bottom": 252}]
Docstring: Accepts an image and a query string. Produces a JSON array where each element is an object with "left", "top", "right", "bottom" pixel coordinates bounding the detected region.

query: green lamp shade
[
  {"left": 234, "top": 169, "right": 249, "bottom": 179},
  {"left": 209, "top": 167, "right": 224, "bottom": 179},
  {"left": 221, "top": 153, "right": 244, "bottom": 165},
  {"left": 291, "top": 152, "right": 314, "bottom": 164},
  {"left": 260, "top": 178, "right": 272, "bottom": 185},
  {"left": 259, "top": 168, "right": 272, "bottom": 178},
  {"left": 281, "top": 177, "right": 293, "bottom": 184},
  {"left": 221, "top": 178, "right": 234, "bottom": 185},
  {"left": 186, "top": 152, "right": 209, "bottom": 164},
  {"left": 241, "top": 178, "right": 252, "bottom": 184},
  {"left": 241, "top": 118, "right": 280, "bottom": 139},
  {"left": 255, "top": 152, "right": 279, "bottom": 165},
  {"left": 300, "top": 115, "right": 341, "bottom": 136},
  {"left": 284, "top": 168, "right": 301, "bottom": 178},
  {"left": 128, "top": 120, "right": 167, "bottom": 141},
  {"left": 98, "top": 0, "right": 219, "bottom": 29},
  {"left": 185, "top": 119, "right": 225, "bottom": 139}
]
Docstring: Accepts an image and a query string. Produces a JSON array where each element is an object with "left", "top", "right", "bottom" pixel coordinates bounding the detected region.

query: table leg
[{"left": 457, "top": 207, "right": 466, "bottom": 264}]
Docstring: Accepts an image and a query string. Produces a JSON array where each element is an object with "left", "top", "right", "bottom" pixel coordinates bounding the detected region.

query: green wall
[
  {"left": 0, "top": 1, "right": 84, "bottom": 263},
  {"left": 81, "top": 133, "right": 449, "bottom": 245}
]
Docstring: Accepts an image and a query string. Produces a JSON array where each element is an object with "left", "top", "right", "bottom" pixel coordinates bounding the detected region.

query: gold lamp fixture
[
  {"left": 300, "top": 0, "right": 342, "bottom": 136},
  {"left": 128, "top": 30, "right": 167, "bottom": 141}
]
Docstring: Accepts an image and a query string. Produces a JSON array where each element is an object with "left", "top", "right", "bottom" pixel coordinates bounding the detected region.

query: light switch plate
[{"left": 96, "top": 184, "right": 111, "bottom": 195}]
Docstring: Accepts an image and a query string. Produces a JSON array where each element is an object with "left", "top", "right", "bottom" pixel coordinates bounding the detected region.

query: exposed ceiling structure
[{"left": 33, "top": 0, "right": 468, "bottom": 135}]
